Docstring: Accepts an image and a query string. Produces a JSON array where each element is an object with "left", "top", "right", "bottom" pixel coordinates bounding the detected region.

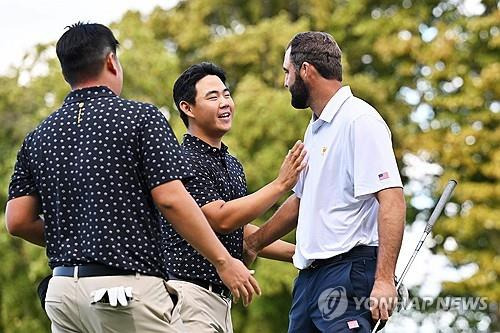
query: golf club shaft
[{"left": 372, "top": 180, "right": 457, "bottom": 332}]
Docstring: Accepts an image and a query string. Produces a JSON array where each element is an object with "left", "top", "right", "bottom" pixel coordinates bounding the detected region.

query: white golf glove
[{"left": 91, "top": 286, "right": 133, "bottom": 306}]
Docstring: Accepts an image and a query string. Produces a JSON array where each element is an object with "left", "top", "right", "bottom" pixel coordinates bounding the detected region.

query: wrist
[
  {"left": 374, "top": 274, "right": 395, "bottom": 283},
  {"left": 287, "top": 246, "right": 295, "bottom": 262},
  {"left": 245, "top": 232, "right": 263, "bottom": 254},
  {"left": 271, "top": 179, "right": 287, "bottom": 195},
  {"left": 213, "top": 252, "right": 232, "bottom": 270}
]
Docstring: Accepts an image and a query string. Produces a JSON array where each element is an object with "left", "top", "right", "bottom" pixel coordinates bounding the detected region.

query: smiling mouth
[{"left": 218, "top": 112, "right": 231, "bottom": 119}]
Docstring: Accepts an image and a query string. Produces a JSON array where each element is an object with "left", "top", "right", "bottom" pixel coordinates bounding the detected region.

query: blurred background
[{"left": 0, "top": 0, "right": 498, "bottom": 332}]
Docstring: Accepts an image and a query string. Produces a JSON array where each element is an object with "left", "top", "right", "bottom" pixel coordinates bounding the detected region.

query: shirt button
[{"left": 78, "top": 102, "right": 84, "bottom": 108}]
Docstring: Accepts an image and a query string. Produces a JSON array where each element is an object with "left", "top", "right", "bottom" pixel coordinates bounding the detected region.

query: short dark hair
[
  {"left": 287, "top": 31, "right": 342, "bottom": 81},
  {"left": 56, "top": 22, "right": 120, "bottom": 86},
  {"left": 173, "top": 62, "right": 227, "bottom": 128}
]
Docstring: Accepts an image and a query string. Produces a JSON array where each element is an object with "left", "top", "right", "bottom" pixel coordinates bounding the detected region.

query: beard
[{"left": 289, "top": 74, "right": 309, "bottom": 109}]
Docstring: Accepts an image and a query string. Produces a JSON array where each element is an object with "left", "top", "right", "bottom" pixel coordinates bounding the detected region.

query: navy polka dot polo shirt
[
  {"left": 8, "top": 86, "right": 192, "bottom": 277},
  {"left": 162, "top": 134, "right": 246, "bottom": 285}
]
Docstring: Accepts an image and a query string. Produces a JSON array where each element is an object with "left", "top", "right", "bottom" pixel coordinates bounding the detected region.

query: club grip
[{"left": 425, "top": 180, "right": 457, "bottom": 233}]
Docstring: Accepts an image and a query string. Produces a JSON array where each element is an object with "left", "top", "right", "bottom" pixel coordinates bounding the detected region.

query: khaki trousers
[
  {"left": 45, "top": 274, "right": 185, "bottom": 333},
  {"left": 167, "top": 280, "right": 233, "bottom": 333}
]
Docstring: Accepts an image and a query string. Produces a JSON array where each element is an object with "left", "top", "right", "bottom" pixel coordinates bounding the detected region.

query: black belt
[
  {"left": 169, "top": 274, "right": 231, "bottom": 299},
  {"left": 304, "top": 245, "right": 378, "bottom": 270},
  {"left": 53, "top": 264, "right": 137, "bottom": 278}
]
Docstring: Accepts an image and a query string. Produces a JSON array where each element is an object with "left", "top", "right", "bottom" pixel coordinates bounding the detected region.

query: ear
[
  {"left": 105, "top": 52, "right": 119, "bottom": 75},
  {"left": 179, "top": 101, "right": 195, "bottom": 120},
  {"left": 300, "top": 62, "right": 311, "bottom": 79}
]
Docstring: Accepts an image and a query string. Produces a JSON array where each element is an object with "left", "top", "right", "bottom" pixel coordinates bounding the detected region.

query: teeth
[{"left": 219, "top": 112, "right": 230, "bottom": 118}]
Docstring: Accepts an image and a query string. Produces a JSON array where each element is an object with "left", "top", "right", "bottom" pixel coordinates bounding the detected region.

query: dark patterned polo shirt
[
  {"left": 8, "top": 86, "right": 192, "bottom": 277},
  {"left": 162, "top": 134, "right": 247, "bottom": 285}
]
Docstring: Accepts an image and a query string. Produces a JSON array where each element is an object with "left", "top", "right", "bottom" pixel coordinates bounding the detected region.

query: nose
[
  {"left": 219, "top": 97, "right": 230, "bottom": 108},
  {"left": 284, "top": 74, "right": 289, "bottom": 88}
]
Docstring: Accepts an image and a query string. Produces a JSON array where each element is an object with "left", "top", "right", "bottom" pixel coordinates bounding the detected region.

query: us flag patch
[{"left": 378, "top": 172, "right": 389, "bottom": 180}]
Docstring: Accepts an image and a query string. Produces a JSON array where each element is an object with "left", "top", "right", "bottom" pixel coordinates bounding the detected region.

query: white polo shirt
[{"left": 292, "top": 86, "right": 403, "bottom": 269}]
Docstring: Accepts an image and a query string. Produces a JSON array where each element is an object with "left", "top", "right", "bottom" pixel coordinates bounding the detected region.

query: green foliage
[
  {"left": 0, "top": 217, "right": 50, "bottom": 333},
  {"left": 398, "top": 6, "right": 499, "bottom": 327},
  {"left": 0, "top": 1, "right": 498, "bottom": 332}
]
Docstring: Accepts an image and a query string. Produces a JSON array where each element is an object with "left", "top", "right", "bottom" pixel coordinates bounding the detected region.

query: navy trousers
[{"left": 288, "top": 246, "right": 377, "bottom": 333}]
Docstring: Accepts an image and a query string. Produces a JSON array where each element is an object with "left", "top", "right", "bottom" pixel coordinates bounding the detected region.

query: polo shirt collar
[
  {"left": 64, "top": 86, "right": 117, "bottom": 104},
  {"left": 182, "top": 134, "right": 228, "bottom": 155},
  {"left": 310, "top": 85, "right": 352, "bottom": 133}
]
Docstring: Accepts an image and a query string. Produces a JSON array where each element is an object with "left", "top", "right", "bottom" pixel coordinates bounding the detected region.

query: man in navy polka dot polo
[
  {"left": 5, "top": 23, "right": 260, "bottom": 332},
  {"left": 164, "top": 62, "right": 307, "bottom": 332}
]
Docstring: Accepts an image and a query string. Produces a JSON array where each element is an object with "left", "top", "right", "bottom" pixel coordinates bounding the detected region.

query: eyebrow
[{"left": 204, "top": 88, "right": 230, "bottom": 97}]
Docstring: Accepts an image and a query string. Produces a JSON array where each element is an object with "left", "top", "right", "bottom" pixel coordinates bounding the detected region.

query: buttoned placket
[
  {"left": 211, "top": 148, "right": 237, "bottom": 200},
  {"left": 220, "top": 153, "right": 237, "bottom": 200}
]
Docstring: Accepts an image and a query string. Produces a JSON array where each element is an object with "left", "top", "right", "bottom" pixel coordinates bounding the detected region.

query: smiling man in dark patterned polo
[{"left": 164, "top": 62, "right": 306, "bottom": 332}]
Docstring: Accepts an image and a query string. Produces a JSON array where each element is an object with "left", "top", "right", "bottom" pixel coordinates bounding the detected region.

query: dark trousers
[{"left": 288, "top": 246, "right": 377, "bottom": 333}]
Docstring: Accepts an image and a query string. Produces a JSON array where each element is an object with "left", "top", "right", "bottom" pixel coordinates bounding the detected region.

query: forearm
[
  {"left": 245, "top": 224, "right": 295, "bottom": 262},
  {"left": 153, "top": 181, "right": 232, "bottom": 268},
  {"left": 9, "top": 217, "right": 45, "bottom": 247},
  {"left": 5, "top": 195, "right": 45, "bottom": 247},
  {"left": 375, "top": 189, "right": 406, "bottom": 281},
  {"left": 207, "top": 180, "right": 287, "bottom": 233},
  {"left": 245, "top": 194, "right": 299, "bottom": 253},
  {"left": 259, "top": 240, "right": 295, "bottom": 262}
]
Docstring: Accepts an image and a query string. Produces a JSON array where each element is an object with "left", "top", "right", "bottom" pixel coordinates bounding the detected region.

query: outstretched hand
[
  {"left": 276, "top": 140, "right": 307, "bottom": 191},
  {"left": 216, "top": 257, "right": 261, "bottom": 306}
]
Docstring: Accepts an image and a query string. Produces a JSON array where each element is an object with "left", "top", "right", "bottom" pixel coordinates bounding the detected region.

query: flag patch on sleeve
[{"left": 378, "top": 172, "right": 389, "bottom": 180}]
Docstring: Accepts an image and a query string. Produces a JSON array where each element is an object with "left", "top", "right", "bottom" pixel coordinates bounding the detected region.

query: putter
[{"left": 372, "top": 179, "right": 458, "bottom": 332}]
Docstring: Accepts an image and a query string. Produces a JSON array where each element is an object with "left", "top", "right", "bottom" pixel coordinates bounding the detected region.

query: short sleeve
[
  {"left": 183, "top": 160, "right": 223, "bottom": 207},
  {"left": 352, "top": 114, "right": 402, "bottom": 198},
  {"left": 139, "top": 106, "right": 193, "bottom": 190},
  {"left": 8, "top": 134, "right": 37, "bottom": 200}
]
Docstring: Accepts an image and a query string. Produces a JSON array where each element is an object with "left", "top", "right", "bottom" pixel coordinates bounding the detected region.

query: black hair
[
  {"left": 173, "top": 62, "right": 226, "bottom": 128},
  {"left": 287, "top": 31, "right": 342, "bottom": 81},
  {"left": 56, "top": 22, "right": 120, "bottom": 86}
]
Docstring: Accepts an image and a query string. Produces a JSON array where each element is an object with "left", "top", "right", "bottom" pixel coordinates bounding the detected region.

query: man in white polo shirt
[{"left": 244, "top": 31, "right": 406, "bottom": 332}]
